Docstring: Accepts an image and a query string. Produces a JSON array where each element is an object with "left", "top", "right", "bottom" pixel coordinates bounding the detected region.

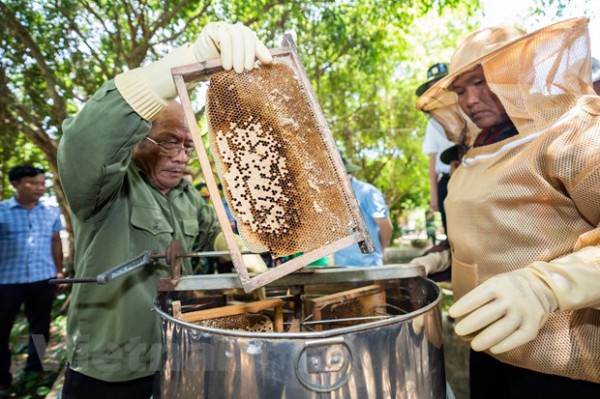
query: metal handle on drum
[
  {"left": 49, "top": 250, "right": 156, "bottom": 285},
  {"left": 48, "top": 239, "right": 255, "bottom": 287},
  {"left": 295, "top": 336, "right": 353, "bottom": 393}
]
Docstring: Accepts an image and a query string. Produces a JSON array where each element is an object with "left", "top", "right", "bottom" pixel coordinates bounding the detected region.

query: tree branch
[
  {"left": 77, "top": 0, "right": 127, "bottom": 68},
  {"left": 243, "top": 0, "right": 288, "bottom": 26},
  {"left": 56, "top": 1, "right": 112, "bottom": 78},
  {"left": 0, "top": 2, "right": 67, "bottom": 120},
  {"left": 155, "top": 1, "right": 212, "bottom": 46}
]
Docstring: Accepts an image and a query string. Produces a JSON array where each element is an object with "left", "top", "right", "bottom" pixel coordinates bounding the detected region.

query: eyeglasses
[{"left": 144, "top": 137, "right": 194, "bottom": 157}]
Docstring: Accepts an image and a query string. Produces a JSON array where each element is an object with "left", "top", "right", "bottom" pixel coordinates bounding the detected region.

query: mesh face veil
[{"left": 416, "top": 18, "right": 596, "bottom": 145}]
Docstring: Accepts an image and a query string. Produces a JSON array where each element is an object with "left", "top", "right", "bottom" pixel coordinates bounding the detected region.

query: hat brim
[
  {"left": 345, "top": 163, "right": 361, "bottom": 173},
  {"left": 415, "top": 75, "right": 447, "bottom": 97},
  {"left": 416, "top": 18, "right": 588, "bottom": 112},
  {"left": 415, "top": 80, "right": 433, "bottom": 97}
]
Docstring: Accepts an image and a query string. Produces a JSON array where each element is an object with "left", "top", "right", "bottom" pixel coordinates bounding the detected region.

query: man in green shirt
[{"left": 58, "top": 22, "right": 272, "bottom": 398}]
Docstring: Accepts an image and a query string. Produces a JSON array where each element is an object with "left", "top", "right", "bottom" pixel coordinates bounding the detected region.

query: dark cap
[
  {"left": 415, "top": 63, "right": 449, "bottom": 97},
  {"left": 341, "top": 156, "right": 361, "bottom": 173},
  {"left": 440, "top": 144, "right": 468, "bottom": 165},
  {"left": 194, "top": 182, "right": 210, "bottom": 197}
]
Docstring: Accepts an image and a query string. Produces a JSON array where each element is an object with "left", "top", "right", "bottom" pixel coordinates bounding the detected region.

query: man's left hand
[
  {"left": 449, "top": 247, "right": 600, "bottom": 353},
  {"left": 448, "top": 268, "right": 557, "bottom": 353}
]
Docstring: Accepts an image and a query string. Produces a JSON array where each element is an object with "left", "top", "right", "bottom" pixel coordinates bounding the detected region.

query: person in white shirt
[{"left": 417, "top": 63, "right": 454, "bottom": 233}]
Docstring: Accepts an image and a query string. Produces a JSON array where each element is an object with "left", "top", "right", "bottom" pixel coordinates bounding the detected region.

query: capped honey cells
[{"left": 206, "top": 58, "right": 357, "bottom": 258}]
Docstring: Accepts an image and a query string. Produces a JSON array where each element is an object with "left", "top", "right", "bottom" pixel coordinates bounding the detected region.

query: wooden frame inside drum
[
  {"left": 305, "top": 284, "right": 387, "bottom": 331},
  {"left": 172, "top": 298, "right": 284, "bottom": 332},
  {"left": 171, "top": 35, "right": 373, "bottom": 293}
]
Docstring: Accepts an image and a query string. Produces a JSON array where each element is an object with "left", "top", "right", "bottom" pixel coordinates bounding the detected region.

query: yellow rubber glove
[
  {"left": 409, "top": 249, "right": 451, "bottom": 275},
  {"left": 115, "top": 21, "right": 273, "bottom": 121},
  {"left": 449, "top": 246, "right": 600, "bottom": 354},
  {"left": 213, "top": 232, "right": 268, "bottom": 274}
]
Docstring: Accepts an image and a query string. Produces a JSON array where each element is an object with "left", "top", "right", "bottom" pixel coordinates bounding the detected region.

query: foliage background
[
  {"left": 0, "top": 0, "right": 484, "bottom": 247},
  {"left": 3, "top": 0, "right": 589, "bottom": 245}
]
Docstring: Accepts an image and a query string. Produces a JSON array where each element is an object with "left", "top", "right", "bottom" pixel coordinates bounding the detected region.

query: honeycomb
[
  {"left": 195, "top": 313, "right": 273, "bottom": 332},
  {"left": 206, "top": 57, "right": 356, "bottom": 258}
]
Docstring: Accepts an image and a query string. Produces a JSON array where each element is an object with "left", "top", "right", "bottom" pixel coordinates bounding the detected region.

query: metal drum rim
[{"left": 154, "top": 276, "right": 442, "bottom": 339}]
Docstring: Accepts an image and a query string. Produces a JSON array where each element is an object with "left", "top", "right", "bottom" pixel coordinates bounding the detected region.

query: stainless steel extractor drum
[{"left": 154, "top": 271, "right": 446, "bottom": 399}]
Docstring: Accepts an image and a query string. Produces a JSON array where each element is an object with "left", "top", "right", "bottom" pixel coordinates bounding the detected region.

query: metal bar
[
  {"left": 293, "top": 315, "right": 391, "bottom": 326},
  {"left": 49, "top": 249, "right": 257, "bottom": 286},
  {"left": 49, "top": 277, "right": 97, "bottom": 284},
  {"left": 154, "top": 250, "right": 259, "bottom": 258},
  {"left": 170, "top": 264, "right": 424, "bottom": 291}
]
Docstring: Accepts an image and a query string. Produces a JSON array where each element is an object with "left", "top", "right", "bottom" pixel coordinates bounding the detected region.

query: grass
[{"left": 6, "top": 291, "right": 68, "bottom": 399}]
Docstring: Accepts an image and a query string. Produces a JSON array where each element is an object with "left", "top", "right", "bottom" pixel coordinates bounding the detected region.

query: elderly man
[
  {"left": 417, "top": 18, "right": 600, "bottom": 398},
  {"left": 58, "top": 22, "right": 270, "bottom": 398}
]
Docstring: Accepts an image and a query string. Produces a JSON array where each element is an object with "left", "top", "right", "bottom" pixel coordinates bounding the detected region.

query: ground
[
  {"left": 5, "top": 293, "right": 67, "bottom": 399},
  {"left": 442, "top": 303, "right": 470, "bottom": 399}
]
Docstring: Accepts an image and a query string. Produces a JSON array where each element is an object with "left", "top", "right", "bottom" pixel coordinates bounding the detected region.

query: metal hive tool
[{"left": 172, "top": 35, "right": 373, "bottom": 292}]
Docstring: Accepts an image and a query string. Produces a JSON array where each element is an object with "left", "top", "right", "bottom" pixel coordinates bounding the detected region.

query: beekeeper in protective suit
[
  {"left": 415, "top": 18, "right": 600, "bottom": 398},
  {"left": 58, "top": 22, "right": 270, "bottom": 398}
]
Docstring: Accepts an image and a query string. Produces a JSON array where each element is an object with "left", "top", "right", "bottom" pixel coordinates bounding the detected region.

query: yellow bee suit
[{"left": 418, "top": 18, "right": 600, "bottom": 383}]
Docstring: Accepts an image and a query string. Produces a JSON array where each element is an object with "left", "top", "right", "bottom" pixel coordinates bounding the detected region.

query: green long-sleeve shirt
[{"left": 58, "top": 80, "right": 221, "bottom": 382}]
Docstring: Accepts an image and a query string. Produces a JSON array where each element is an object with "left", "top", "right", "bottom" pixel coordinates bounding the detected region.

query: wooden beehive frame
[
  {"left": 171, "top": 35, "right": 373, "bottom": 293},
  {"left": 172, "top": 298, "right": 284, "bottom": 332},
  {"left": 305, "top": 284, "right": 387, "bottom": 331}
]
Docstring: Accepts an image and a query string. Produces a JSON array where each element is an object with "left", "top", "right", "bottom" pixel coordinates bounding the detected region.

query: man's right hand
[
  {"left": 115, "top": 21, "right": 273, "bottom": 121},
  {"left": 194, "top": 22, "right": 273, "bottom": 74}
]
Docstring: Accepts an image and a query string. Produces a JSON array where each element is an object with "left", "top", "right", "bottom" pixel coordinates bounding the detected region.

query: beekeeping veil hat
[{"left": 416, "top": 18, "right": 596, "bottom": 145}]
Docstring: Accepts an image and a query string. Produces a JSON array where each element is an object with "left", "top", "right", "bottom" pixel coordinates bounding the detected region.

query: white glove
[
  {"left": 193, "top": 22, "right": 272, "bottom": 74},
  {"left": 409, "top": 249, "right": 451, "bottom": 275},
  {"left": 213, "top": 232, "right": 268, "bottom": 274},
  {"left": 115, "top": 21, "right": 273, "bottom": 121},
  {"left": 448, "top": 246, "right": 600, "bottom": 354}
]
